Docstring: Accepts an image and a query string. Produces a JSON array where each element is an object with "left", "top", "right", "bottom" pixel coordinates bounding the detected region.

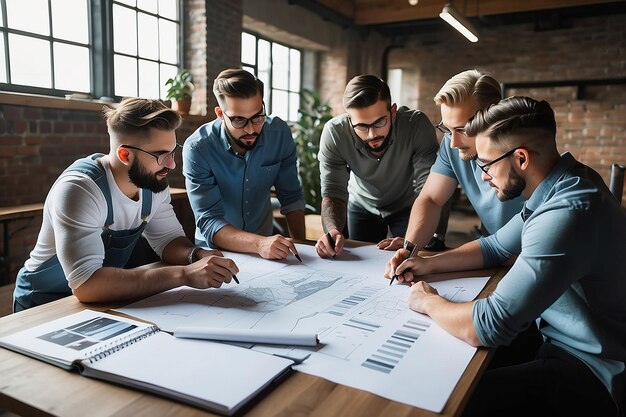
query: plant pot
[{"left": 172, "top": 98, "right": 191, "bottom": 115}]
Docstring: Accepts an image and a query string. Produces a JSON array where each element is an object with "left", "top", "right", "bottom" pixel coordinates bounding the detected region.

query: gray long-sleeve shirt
[{"left": 318, "top": 107, "right": 438, "bottom": 218}]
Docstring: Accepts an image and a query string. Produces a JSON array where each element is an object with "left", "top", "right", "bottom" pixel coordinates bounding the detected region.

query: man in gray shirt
[{"left": 315, "top": 75, "right": 445, "bottom": 257}]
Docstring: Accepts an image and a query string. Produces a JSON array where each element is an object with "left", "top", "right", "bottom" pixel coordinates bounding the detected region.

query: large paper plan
[{"left": 117, "top": 244, "right": 490, "bottom": 412}]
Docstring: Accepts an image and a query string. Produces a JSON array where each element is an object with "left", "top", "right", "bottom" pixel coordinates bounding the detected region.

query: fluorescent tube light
[{"left": 439, "top": 3, "right": 479, "bottom": 43}]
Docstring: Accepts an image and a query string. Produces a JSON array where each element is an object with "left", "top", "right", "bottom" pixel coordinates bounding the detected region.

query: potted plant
[
  {"left": 165, "top": 69, "right": 194, "bottom": 115},
  {"left": 291, "top": 89, "right": 333, "bottom": 213}
]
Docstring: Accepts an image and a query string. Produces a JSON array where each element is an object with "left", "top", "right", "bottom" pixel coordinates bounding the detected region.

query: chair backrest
[{"left": 609, "top": 163, "right": 625, "bottom": 204}]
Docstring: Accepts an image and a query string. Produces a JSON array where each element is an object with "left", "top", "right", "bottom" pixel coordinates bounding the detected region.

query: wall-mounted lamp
[{"left": 439, "top": 2, "right": 479, "bottom": 43}]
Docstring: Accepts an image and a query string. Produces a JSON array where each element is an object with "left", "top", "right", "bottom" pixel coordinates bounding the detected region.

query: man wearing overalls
[{"left": 14, "top": 98, "right": 239, "bottom": 312}]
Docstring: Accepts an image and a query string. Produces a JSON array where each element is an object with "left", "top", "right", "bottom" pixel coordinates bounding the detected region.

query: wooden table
[{"left": 0, "top": 264, "right": 504, "bottom": 417}]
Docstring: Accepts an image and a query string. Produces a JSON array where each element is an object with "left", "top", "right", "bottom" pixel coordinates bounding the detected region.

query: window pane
[
  {"left": 138, "top": 59, "right": 159, "bottom": 98},
  {"left": 242, "top": 66, "right": 254, "bottom": 75},
  {"left": 289, "top": 92, "right": 300, "bottom": 122},
  {"left": 114, "top": 54, "right": 137, "bottom": 97},
  {"left": 241, "top": 32, "right": 256, "bottom": 65},
  {"left": 51, "top": 0, "right": 88, "bottom": 43},
  {"left": 9, "top": 34, "right": 51, "bottom": 87},
  {"left": 258, "top": 70, "right": 270, "bottom": 105},
  {"left": 0, "top": 4, "right": 4, "bottom": 25},
  {"left": 138, "top": 13, "right": 158, "bottom": 59},
  {"left": 137, "top": 0, "right": 157, "bottom": 14},
  {"left": 6, "top": 0, "right": 50, "bottom": 36},
  {"left": 158, "top": 0, "right": 178, "bottom": 20},
  {"left": 54, "top": 43, "right": 90, "bottom": 91},
  {"left": 160, "top": 63, "right": 178, "bottom": 99},
  {"left": 115, "top": 0, "right": 135, "bottom": 6},
  {"left": 0, "top": 35, "right": 6, "bottom": 83},
  {"left": 272, "top": 43, "right": 289, "bottom": 90},
  {"left": 289, "top": 49, "right": 301, "bottom": 92},
  {"left": 159, "top": 18, "right": 178, "bottom": 64},
  {"left": 258, "top": 39, "right": 270, "bottom": 71},
  {"left": 272, "top": 89, "right": 288, "bottom": 120},
  {"left": 113, "top": 4, "right": 137, "bottom": 55}
]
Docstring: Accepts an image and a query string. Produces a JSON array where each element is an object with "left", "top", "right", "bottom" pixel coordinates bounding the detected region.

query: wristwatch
[
  {"left": 403, "top": 239, "right": 416, "bottom": 253},
  {"left": 187, "top": 247, "right": 200, "bottom": 264}
]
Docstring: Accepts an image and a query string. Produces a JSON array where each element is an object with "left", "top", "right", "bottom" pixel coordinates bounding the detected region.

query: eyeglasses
[
  {"left": 476, "top": 147, "right": 520, "bottom": 175},
  {"left": 436, "top": 121, "right": 466, "bottom": 137},
  {"left": 223, "top": 107, "right": 266, "bottom": 129},
  {"left": 120, "top": 143, "right": 182, "bottom": 166},
  {"left": 349, "top": 114, "right": 389, "bottom": 134}
]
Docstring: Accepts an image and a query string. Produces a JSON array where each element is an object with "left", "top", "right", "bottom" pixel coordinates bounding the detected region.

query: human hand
[
  {"left": 384, "top": 248, "right": 411, "bottom": 280},
  {"left": 196, "top": 248, "right": 224, "bottom": 259},
  {"left": 185, "top": 255, "right": 239, "bottom": 288},
  {"left": 258, "top": 235, "right": 297, "bottom": 259},
  {"left": 315, "top": 229, "right": 344, "bottom": 258},
  {"left": 376, "top": 236, "right": 404, "bottom": 251},
  {"left": 407, "top": 281, "right": 440, "bottom": 314}
]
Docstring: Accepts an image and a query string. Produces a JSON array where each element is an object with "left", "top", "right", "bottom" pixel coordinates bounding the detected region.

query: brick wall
[
  {"left": 387, "top": 13, "right": 626, "bottom": 204},
  {"left": 0, "top": 103, "right": 208, "bottom": 283}
]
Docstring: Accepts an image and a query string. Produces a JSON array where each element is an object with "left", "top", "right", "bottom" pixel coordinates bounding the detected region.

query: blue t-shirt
[
  {"left": 475, "top": 152, "right": 626, "bottom": 404},
  {"left": 430, "top": 135, "right": 525, "bottom": 234},
  {"left": 182, "top": 116, "right": 304, "bottom": 246}
]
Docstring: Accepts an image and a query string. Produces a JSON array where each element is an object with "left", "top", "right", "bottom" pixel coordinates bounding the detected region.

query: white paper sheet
[{"left": 116, "top": 244, "right": 490, "bottom": 412}]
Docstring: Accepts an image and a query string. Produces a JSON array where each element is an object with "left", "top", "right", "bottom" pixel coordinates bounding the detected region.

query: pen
[
  {"left": 389, "top": 244, "right": 419, "bottom": 286},
  {"left": 326, "top": 232, "right": 336, "bottom": 258},
  {"left": 174, "top": 327, "right": 320, "bottom": 346},
  {"left": 289, "top": 247, "right": 302, "bottom": 262},
  {"left": 232, "top": 274, "right": 240, "bottom": 284}
]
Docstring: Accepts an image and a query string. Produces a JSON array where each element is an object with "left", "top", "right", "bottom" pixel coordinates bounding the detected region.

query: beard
[
  {"left": 128, "top": 159, "right": 169, "bottom": 193},
  {"left": 363, "top": 123, "right": 393, "bottom": 153},
  {"left": 225, "top": 125, "right": 259, "bottom": 151},
  {"left": 458, "top": 148, "right": 478, "bottom": 161},
  {"left": 496, "top": 168, "right": 526, "bottom": 201}
]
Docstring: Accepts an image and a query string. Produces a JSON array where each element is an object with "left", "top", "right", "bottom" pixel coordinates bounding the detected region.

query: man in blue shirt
[
  {"left": 183, "top": 69, "right": 305, "bottom": 259},
  {"left": 390, "top": 97, "right": 625, "bottom": 417},
  {"left": 381, "top": 70, "right": 525, "bottom": 258}
]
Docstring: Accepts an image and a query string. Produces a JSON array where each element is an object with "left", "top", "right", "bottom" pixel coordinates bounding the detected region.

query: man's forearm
[
  {"left": 73, "top": 265, "right": 185, "bottom": 303},
  {"left": 212, "top": 224, "right": 262, "bottom": 254},
  {"left": 423, "top": 296, "right": 481, "bottom": 346},
  {"left": 285, "top": 210, "right": 305, "bottom": 240},
  {"left": 405, "top": 196, "right": 444, "bottom": 248},
  {"left": 424, "top": 240, "right": 485, "bottom": 274},
  {"left": 321, "top": 197, "right": 347, "bottom": 233}
]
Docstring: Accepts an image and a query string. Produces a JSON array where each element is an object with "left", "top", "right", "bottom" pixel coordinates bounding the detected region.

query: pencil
[{"left": 326, "top": 232, "right": 336, "bottom": 258}]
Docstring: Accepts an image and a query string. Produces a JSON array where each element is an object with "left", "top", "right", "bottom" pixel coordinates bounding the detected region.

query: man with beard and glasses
[
  {"left": 13, "top": 98, "right": 239, "bottom": 312},
  {"left": 183, "top": 68, "right": 305, "bottom": 259},
  {"left": 384, "top": 69, "right": 525, "bottom": 267},
  {"left": 315, "top": 75, "right": 442, "bottom": 258},
  {"left": 388, "top": 97, "right": 626, "bottom": 417}
]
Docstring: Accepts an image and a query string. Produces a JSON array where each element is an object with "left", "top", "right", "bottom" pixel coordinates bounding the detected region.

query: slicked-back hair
[
  {"left": 213, "top": 68, "right": 264, "bottom": 108},
  {"left": 343, "top": 75, "right": 391, "bottom": 110},
  {"left": 434, "top": 69, "right": 502, "bottom": 109},
  {"left": 465, "top": 96, "right": 557, "bottom": 147},
  {"left": 104, "top": 98, "right": 181, "bottom": 137}
]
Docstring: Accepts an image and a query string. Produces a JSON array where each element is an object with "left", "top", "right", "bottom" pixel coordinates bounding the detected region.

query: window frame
[
  {"left": 241, "top": 30, "right": 302, "bottom": 122},
  {"left": 0, "top": 0, "right": 183, "bottom": 100}
]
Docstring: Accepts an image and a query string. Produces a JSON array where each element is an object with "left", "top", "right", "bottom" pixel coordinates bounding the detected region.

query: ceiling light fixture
[
  {"left": 408, "top": 0, "right": 418, "bottom": 5},
  {"left": 439, "top": 2, "right": 478, "bottom": 43}
]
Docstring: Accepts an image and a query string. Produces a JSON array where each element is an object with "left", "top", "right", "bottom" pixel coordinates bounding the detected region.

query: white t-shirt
[{"left": 24, "top": 158, "right": 185, "bottom": 289}]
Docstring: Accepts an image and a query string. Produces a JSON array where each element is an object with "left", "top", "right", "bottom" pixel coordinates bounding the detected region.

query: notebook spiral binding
[{"left": 84, "top": 325, "right": 160, "bottom": 364}]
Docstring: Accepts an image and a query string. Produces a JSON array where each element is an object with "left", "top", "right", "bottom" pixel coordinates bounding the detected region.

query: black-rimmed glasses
[
  {"left": 349, "top": 114, "right": 389, "bottom": 134},
  {"left": 435, "top": 121, "right": 466, "bottom": 137},
  {"left": 476, "top": 147, "right": 520, "bottom": 175},
  {"left": 223, "top": 106, "right": 267, "bottom": 129},
  {"left": 120, "top": 143, "right": 182, "bottom": 166}
]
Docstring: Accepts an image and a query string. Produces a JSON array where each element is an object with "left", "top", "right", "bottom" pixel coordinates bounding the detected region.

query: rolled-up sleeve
[
  {"left": 182, "top": 133, "right": 228, "bottom": 245},
  {"left": 478, "top": 213, "right": 524, "bottom": 267}
]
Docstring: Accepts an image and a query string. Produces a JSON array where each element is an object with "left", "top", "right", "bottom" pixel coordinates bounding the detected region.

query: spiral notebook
[{"left": 0, "top": 310, "right": 293, "bottom": 416}]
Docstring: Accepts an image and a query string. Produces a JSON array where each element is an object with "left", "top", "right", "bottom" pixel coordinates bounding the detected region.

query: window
[
  {"left": 241, "top": 32, "right": 301, "bottom": 122},
  {"left": 0, "top": 0, "right": 181, "bottom": 100}
]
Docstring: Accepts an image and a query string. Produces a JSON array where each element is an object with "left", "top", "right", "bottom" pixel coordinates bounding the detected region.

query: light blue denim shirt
[
  {"left": 430, "top": 135, "right": 525, "bottom": 234},
  {"left": 182, "top": 116, "right": 304, "bottom": 247},
  {"left": 474, "top": 152, "right": 626, "bottom": 405}
]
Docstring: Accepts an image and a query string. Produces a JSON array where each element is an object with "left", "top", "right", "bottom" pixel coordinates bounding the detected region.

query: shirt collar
[{"left": 525, "top": 151, "right": 577, "bottom": 212}]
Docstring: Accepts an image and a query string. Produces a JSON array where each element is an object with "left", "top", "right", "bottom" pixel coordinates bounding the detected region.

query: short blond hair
[{"left": 434, "top": 69, "right": 501, "bottom": 109}]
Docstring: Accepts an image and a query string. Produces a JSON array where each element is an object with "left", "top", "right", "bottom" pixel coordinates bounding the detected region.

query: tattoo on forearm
[{"left": 321, "top": 197, "right": 347, "bottom": 233}]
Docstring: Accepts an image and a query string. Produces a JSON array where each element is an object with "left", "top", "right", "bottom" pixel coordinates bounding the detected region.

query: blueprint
[{"left": 116, "top": 244, "right": 490, "bottom": 413}]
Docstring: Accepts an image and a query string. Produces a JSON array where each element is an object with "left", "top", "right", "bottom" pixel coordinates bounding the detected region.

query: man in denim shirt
[
  {"left": 389, "top": 97, "right": 625, "bottom": 416},
  {"left": 183, "top": 69, "right": 305, "bottom": 259}
]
